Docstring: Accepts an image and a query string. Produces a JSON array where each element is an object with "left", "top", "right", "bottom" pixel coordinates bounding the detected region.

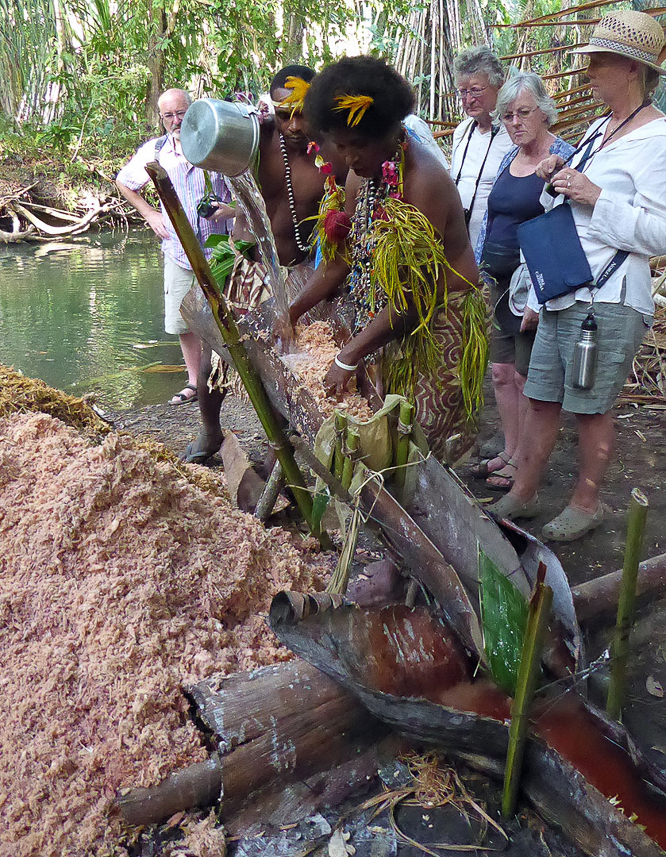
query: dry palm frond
[{"left": 360, "top": 752, "right": 507, "bottom": 855}]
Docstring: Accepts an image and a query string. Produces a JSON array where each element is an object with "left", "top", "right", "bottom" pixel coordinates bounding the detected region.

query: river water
[{"left": 0, "top": 230, "right": 189, "bottom": 411}]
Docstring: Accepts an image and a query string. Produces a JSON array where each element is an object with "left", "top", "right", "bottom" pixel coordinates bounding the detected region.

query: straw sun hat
[{"left": 573, "top": 10, "right": 666, "bottom": 75}]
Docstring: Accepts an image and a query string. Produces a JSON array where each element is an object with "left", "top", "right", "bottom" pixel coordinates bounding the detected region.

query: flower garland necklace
[
  {"left": 348, "top": 140, "right": 407, "bottom": 332},
  {"left": 279, "top": 133, "right": 311, "bottom": 254}
]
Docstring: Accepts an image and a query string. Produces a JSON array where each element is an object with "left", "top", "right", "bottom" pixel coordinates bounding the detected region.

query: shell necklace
[{"left": 279, "top": 133, "right": 310, "bottom": 253}]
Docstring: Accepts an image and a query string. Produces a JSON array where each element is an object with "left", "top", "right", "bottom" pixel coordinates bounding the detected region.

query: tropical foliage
[{"left": 0, "top": 0, "right": 664, "bottom": 164}]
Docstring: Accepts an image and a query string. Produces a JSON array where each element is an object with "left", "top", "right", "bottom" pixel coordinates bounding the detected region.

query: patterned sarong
[{"left": 384, "top": 289, "right": 489, "bottom": 465}]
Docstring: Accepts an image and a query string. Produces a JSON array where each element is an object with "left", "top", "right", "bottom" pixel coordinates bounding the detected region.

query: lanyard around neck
[
  {"left": 454, "top": 121, "right": 499, "bottom": 213},
  {"left": 566, "top": 100, "right": 649, "bottom": 174}
]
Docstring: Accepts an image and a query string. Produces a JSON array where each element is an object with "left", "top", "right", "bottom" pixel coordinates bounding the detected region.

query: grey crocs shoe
[
  {"left": 486, "top": 493, "right": 540, "bottom": 521},
  {"left": 542, "top": 503, "right": 604, "bottom": 542}
]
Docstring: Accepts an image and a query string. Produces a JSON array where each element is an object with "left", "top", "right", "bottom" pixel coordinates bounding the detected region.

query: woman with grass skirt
[{"left": 288, "top": 56, "right": 489, "bottom": 464}]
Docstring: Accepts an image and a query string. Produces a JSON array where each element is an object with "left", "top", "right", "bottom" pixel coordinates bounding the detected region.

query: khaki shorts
[
  {"left": 490, "top": 326, "right": 536, "bottom": 377},
  {"left": 164, "top": 255, "right": 195, "bottom": 335},
  {"left": 524, "top": 301, "right": 652, "bottom": 414}
]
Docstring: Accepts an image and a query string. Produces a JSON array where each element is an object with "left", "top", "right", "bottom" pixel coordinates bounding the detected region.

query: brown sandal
[
  {"left": 486, "top": 459, "right": 517, "bottom": 492},
  {"left": 470, "top": 450, "right": 511, "bottom": 479}
]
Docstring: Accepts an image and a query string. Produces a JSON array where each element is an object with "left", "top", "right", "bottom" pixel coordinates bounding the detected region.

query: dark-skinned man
[{"left": 183, "top": 65, "right": 342, "bottom": 463}]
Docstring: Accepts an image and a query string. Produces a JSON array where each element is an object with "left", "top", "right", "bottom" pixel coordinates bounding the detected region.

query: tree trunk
[
  {"left": 118, "top": 661, "right": 387, "bottom": 827},
  {"left": 146, "top": 2, "right": 168, "bottom": 128}
]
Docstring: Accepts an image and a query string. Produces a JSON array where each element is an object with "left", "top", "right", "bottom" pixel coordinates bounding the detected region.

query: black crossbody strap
[
  {"left": 466, "top": 124, "right": 500, "bottom": 219},
  {"left": 594, "top": 250, "right": 629, "bottom": 292},
  {"left": 453, "top": 120, "right": 477, "bottom": 185}
]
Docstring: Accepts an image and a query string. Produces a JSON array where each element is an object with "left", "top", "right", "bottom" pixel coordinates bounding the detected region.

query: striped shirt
[{"left": 116, "top": 134, "right": 232, "bottom": 270}]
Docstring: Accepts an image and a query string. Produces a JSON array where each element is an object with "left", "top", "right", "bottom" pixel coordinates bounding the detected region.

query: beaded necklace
[
  {"left": 279, "top": 133, "right": 311, "bottom": 253},
  {"left": 348, "top": 141, "right": 406, "bottom": 332}
]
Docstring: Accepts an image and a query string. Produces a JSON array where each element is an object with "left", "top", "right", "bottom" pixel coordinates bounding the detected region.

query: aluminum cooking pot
[{"left": 180, "top": 99, "right": 260, "bottom": 177}]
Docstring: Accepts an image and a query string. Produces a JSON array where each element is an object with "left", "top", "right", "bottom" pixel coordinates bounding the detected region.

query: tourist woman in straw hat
[{"left": 491, "top": 10, "right": 666, "bottom": 540}]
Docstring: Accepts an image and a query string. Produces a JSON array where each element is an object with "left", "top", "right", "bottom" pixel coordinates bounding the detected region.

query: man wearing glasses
[
  {"left": 116, "top": 89, "right": 234, "bottom": 405},
  {"left": 450, "top": 47, "right": 513, "bottom": 252}
]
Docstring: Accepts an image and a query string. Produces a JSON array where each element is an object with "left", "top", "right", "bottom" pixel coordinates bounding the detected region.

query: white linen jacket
[{"left": 530, "top": 116, "right": 666, "bottom": 315}]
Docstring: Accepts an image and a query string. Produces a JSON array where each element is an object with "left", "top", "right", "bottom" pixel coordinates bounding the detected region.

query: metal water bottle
[{"left": 572, "top": 311, "right": 598, "bottom": 390}]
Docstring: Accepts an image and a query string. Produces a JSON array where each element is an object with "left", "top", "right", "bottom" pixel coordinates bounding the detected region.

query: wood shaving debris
[
  {"left": 0, "top": 413, "right": 331, "bottom": 857},
  {"left": 286, "top": 321, "right": 374, "bottom": 421}
]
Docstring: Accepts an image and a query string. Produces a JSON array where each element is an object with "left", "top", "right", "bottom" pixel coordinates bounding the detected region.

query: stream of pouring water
[{"left": 228, "top": 171, "right": 292, "bottom": 340}]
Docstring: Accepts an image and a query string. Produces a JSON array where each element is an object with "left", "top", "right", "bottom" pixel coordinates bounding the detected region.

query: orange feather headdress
[
  {"left": 333, "top": 94, "right": 374, "bottom": 127},
  {"left": 276, "top": 76, "right": 311, "bottom": 118}
]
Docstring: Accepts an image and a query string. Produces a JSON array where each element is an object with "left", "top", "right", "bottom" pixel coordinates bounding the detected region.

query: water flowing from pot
[{"left": 228, "top": 171, "right": 293, "bottom": 348}]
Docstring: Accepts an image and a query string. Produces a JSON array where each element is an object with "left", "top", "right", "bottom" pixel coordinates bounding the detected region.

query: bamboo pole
[
  {"left": 502, "top": 562, "right": 553, "bottom": 819},
  {"left": 429, "top": 0, "right": 436, "bottom": 121},
  {"left": 500, "top": 43, "right": 584, "bottom": 61},
  {"left": 394, "top": 400, "right": 414, "bottom": 497},
  {"left": 341, "top": 426, "right": 359, "bottom": 493},
  {"left": 553, "top": 111, "right": 607, "bottom": 135},
  {"left": 497, "top": 17, "right": 602, "bottom": 28},
  {"left": 438, "top": 0, "right": 445, "bottom": 121},
  {"left": 145, "top": 162, "right": 316, "bottom": 534},
  {"left": 553, "top": 92, "right": 594, "bottom": 109},
  {"left": 333, "top": 411, "right": 348, "bottom": 483},
  {"left": 503, "top": 0, "right": 625, "bottom": 27},
  {"left": 555, "top": 100, "right": 605, "bottom": 121},
  {"left": 606, "top": 488, "right": 650, "bottom": 721},
  {"left": 543, "top": 67, "right": 589, "bottom": 81},
  {"left": 254, "top": 460, "right": 284, "bottom": 522}
]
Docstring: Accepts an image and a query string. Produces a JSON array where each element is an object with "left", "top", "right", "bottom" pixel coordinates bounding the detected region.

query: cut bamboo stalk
[
  {"left": 606, "top": 488, "right": 650, "bottom": 721},
  {"left": 145, "top": 162, "right": 316, "bottom": 535},
  {"left": 394, "top": 400, "right": 415, "bottom": 496},
  {"left": 341, "top": 425, "right": 359, "bottom": 492},
  {"left": 254, "top": 459, "right": 284, "bottom": 522},
  {"left": 502, "top": 562, "right": 553, "bottom": 819},
  {"left": 333, "top": 411, "right": 348, "bottom": 483}
]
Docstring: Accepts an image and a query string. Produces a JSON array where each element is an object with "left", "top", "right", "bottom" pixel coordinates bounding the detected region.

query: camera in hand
[
  {"left": 544, "top": 181, "right": 559, "bottom": 198},
  {"left": 196, "top": 195, "right": 221, "bottom": 219}
]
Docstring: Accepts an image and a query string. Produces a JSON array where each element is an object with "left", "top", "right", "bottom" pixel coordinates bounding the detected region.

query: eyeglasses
[
  {"left": 456, "top": 86, "right": 487, "bottom": 100},
  {"left": 502, "top": 107, "right": 539, "bottom": 123},
  {"left": 160, "top": 110, "right": 188, "bottom": 121}
]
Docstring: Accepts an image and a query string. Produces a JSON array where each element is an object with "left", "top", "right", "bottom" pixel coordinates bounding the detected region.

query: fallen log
[
  {"left": 118, "top": 660, "right": 386, "bottom": 827},
  {"left": 0, "top": 225, "right": 35, "bottom": 243},
  {"left": 117, "top": 755, "right": 223, "bottom": 828},
  {"left": 572, "top": 552, "right": 666, "bottom": 621},
  {"left": 9, "top": 199, "right": 113, "bottom": 237}
]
